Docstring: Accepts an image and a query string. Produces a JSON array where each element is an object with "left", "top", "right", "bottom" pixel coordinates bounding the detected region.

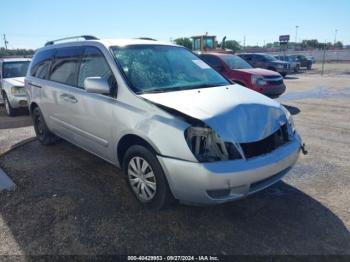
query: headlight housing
[
  {"left": 11, "top": 86, "right": 25, "bottom": 94},
  {"left": 281, "top": 105, "right": 296, "bottom": 135},
  {"left": 185, "top": 126, "right": 242, "bottom": 162},
  {"left": 251, "top": 75, "right": 267, "bottom": 86}
]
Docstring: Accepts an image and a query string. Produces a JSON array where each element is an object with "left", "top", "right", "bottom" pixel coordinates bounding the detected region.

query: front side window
[
  {"left": 3, "top": 61, "right": 30, "bottom": 78},
  {"left": 112, "top": 45, "right": 229, "bottom": 94},
  {"left": 221, "top": 55, "right": 253, "bottom": 69},
  {"left": 78, "top": 47, "right": 116, "bottom": 95},
  {"left": 49, "top": 47, "right": 82, "bottom": 86}
]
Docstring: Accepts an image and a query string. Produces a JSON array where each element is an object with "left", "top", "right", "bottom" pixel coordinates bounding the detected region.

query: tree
[
  {"left": 0, "top": 48, "right": 35, "bottom": 57},
  {"left": 174, "top": 37, "right": 192, "bottom": 49},
  {"left": 334, "top": 41, "right": 343, "bottom": 49},
  {"left": 223, "top": 40, "right": 241, "bottom": 51}
]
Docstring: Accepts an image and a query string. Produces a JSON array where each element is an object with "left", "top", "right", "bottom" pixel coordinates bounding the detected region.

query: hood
[
  {"left": 272, "top": 60, "right": 289, "bottom": 65},
  {"left": 141, "top": 85, "right": 287, "bottom": 143},
  {"left": 234, "top": 68, "right": 281, "bottom": 77},
  {"left": 3, "top": 77, "right": 25, "bottom": 87}
]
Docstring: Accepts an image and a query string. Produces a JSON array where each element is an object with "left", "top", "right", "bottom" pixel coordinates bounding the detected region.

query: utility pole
[
  {"left": 334, "top": 29, "right": 338, "bottom": 44},
  {"left": 3, "top": 34, "right": 8, "bottom": 50},
  {"left": 295, "top": 26, "right": 299, "bottom": 43},
  {"left": 243, "top": 36, "right": 246, "bottom": 50},
  {"left": 321, "top": 40, "right": 326, "bottom": 76}
]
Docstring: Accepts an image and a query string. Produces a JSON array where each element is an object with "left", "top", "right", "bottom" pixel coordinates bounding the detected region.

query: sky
[{"left": 1, "top": 0, "right": 349, "bottom": 49}]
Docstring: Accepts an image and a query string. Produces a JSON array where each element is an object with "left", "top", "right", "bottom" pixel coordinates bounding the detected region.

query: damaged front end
[{"left": 184, "top": 123, "right": 293, "bottom": 163}]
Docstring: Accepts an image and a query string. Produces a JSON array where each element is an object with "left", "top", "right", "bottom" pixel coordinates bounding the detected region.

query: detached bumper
[
  {"left": 8, "top": 94, "right": 28, "bottom": 108},
  {"left": 158, "top": 133, "right": 301, "bottom": 205}
]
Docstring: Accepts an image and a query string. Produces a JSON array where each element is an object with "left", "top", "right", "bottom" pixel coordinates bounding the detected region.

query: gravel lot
[
  {"left": 0, "top": 107, "right": 34, "bottom": 155},
  {"left": 0, "top": 63, "right": 349, "bottom": 255}
]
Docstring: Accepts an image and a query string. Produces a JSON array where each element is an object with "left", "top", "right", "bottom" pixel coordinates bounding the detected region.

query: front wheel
[
  {"left": 123, "top": 145, "right": 174, "bottom": 209},
  {"left": 32, "top": 107, "right": 57, "bottom": 145},
  {"left": 3, "top": 93, "right": 16, "bottom": 117}
]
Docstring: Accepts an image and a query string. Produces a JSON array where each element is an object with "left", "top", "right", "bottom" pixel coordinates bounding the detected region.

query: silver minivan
[{"left": 25, "top": 36, "right": 304, "bottom": 209}]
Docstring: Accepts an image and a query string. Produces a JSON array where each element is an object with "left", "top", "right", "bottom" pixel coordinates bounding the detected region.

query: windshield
[
  {"left": 263, "top": 54, "right": 278, "bottom": 61},
  {"left": 2, "top": 61, "right": 30, "bottom": 78},
  {"left": 112, "top": 45, "right": 229, "bottom": 94},
  {"left": 221, "top": 55, "right": 252, "bottom": 69}
]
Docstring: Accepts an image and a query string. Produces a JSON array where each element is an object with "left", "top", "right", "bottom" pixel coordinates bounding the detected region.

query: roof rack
[
  {"left": 45, "top": 35, "right": 99, "bottom": 46},
  {"left": 137, "top": 37, "right": 157, "bottom": 41}
]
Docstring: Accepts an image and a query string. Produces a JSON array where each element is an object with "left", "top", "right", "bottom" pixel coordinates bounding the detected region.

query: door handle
[{"left": 60, "top": 94, "right": 78, "bottom": 103}]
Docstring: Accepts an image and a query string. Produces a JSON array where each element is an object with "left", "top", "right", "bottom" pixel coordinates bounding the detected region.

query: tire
[
  {"left": 307, "top": 64, "right": 312, "bottom": 70},
  {"left": 294, "top": 65, "right": 300, "bottom": 73},
  {"left": 281, "top": 72, "right": 287, "bottom": 77},
  {"left": 123, "top": 145, "right": 174, "bottom": 210},
  {"left": 3, "top": 93, "right": 16, "bottom": 117},
  {"left": 32, "top": 107, "right": 57, "bottom": 145}
]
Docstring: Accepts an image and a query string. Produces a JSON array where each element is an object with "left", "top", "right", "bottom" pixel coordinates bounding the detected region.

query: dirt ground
[
  {"left": 0, "top": 108, "right": 34, "bottom": 155},
  {"left": 0, "top": 63, "right": 349, "bottom": 256}
]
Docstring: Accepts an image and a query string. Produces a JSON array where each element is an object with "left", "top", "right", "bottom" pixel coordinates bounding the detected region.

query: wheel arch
[
  {"left": 29, "top": 102, "right": 39, "bottom": 114},
  {"left": 117, "top": 134, "right": 159, "bottom": 169}
]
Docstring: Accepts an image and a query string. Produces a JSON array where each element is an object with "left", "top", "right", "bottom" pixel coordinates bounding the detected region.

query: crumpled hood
[
  {"left": 3, "top": 77, "right": 25, "bottom": 87},
  {"left": 141, "top": 85, "right": 288, "bottom": 143}
]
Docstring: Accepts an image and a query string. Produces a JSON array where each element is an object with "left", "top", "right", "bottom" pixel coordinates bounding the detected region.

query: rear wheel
[
  {"left": 123, "top": 145, "right": 174, "bottom": 209},
  {"left": 32, "top": 107, "right": 57, "bottom": 145},
  {"left": 3, "top": 93, "right": 16, "bottom": 117}
]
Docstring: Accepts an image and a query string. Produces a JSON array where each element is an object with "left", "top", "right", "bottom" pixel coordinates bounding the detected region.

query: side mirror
[{"left": 84, "top": 77, "right": 110, "bottom": 94}]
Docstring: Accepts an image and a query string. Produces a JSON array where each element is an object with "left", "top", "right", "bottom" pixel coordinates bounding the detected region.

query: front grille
[
  {"left": 263, "top": 76, "right": 284, "bottom": 86},
  {"left": 240, "top": 125, "right": 289, "bottom": 159},
  {"left": 266, "top": 79, "right": 283, "bottom": 85}
]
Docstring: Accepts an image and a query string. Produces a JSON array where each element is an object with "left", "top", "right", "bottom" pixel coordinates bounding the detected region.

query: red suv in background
[{"left": 200, "top": 53, "right": 286, "bottom": 98}]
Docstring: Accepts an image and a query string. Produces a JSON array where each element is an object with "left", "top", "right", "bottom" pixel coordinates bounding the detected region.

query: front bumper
[
  {"left": 262, "top": 84, "right": 286, "bottom": 97},
  {"left": 276, "top": 68, "right": 293, "bottom": 74},
  {"left": 158, "top": 133, "right": 301, "bottom": 205},
  {"left": 7, "top": 94, "right": 28, "bottom": 108}
]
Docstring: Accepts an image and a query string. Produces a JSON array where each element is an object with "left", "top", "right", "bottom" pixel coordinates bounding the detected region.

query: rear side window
[
  {"left": 201, "top": 55, "right": 221, "bottom": 67},
  {"left": 78, "top": 47, "right": 113, "bottom": 88},
  {"left": 30, "top": 49, "right": 55, "bottom": 79},
  {"left": 49, "top": 47, "right": 82, "bottom": 86}
]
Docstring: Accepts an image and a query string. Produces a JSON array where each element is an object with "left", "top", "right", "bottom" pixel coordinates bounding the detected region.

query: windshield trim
[{"left": 110, "top": 44, "right": 231, "bottom": 95}]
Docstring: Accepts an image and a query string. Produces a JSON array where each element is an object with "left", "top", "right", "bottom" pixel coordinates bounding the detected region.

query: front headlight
[
  {"left": 276, "top": 64, "right": 284, "bottom": 69},
  {"left": 11, "top": 86, "right": 25, "bottom": 94},
  {"left": 185, "top": 127, "right": 242, "bottom": 162},
  {"left": 251, "top": 75, "right": 267, "bottom": 86},
  {"left": 281, "top": 105, "right": 296, "bottom": 135}
]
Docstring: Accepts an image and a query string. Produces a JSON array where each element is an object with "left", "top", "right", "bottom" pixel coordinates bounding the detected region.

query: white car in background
[{"left": 0, "top": 58, "right": 31, "bottom": 116}]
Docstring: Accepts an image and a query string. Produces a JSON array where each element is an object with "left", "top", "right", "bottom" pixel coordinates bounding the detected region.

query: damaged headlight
[
  {"left": 185, "top": 127, "right": 242, "bottom": 162},
  {"left": 281, "top": 105, "right": 296, "bottom": 135}
]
